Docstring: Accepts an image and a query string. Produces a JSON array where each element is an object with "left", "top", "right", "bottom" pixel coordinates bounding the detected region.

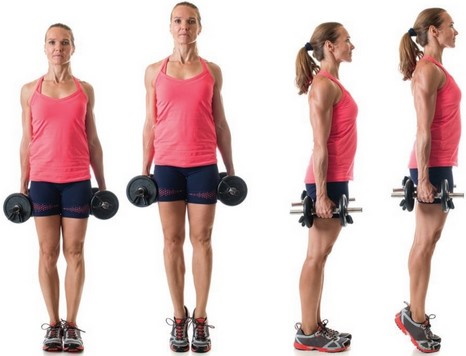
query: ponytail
[{"left": 295, "top": 46, "right": 320, "bottom": 95}]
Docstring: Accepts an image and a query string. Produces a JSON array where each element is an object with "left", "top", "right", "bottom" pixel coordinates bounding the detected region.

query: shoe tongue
[{"left": 195, "top": 317, "right": 207, "bottom": 323}]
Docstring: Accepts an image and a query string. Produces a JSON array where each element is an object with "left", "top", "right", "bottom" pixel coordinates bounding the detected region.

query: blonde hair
[
  {"left": 399, "top": 8, "right": 446, "bottom": 80},
  {"left": 171, "top": 2, "right": 201, "bottom": 26},
  {"left": 295, "top": 22, "right": 342, "bottom": 95}
]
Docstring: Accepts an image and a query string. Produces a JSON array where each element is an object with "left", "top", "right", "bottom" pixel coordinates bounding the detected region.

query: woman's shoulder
[
  {"left": 413, "top": 59, "right": 444, "bottom": 87},
  {"left": 311, "top": 74, "right": 339, "bottom": 94},
  {"left": 20, "top": 77, "right": 42, "bottom": 102},
  {"left": 146, "top": 58, "right": 166, "bottom": 74}
]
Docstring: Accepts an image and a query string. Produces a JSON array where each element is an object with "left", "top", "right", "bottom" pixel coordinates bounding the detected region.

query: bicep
[
  {"left": 309, "top": 86, "right": 335, "bottom": 145},
  {"left": 210, "top": 67, "right": 228, "bottom": 129},
  {"left": 81, "top": 84, "right": 97, "bottom": 138},
  {"left": 144, "top": 65, "right": 158, "bottom": 126},
  {"left": 20, "top": 85, "right": 33, "bottom": 139},
  {"left": 412, "top": 66, "right": 441, "bottom": 131}
]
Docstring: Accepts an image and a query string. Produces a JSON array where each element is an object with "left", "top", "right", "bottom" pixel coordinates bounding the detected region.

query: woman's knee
[
  {"left": 190, "top": 228, "right": 213, "bottom": 249},
  {"left": 163, "top": 231, "right": 185, "bottom": 251},
  {"left": 63, "top": 244, "right": 85, "bottom": 264},
  {"left": 39, "top": 246, "right": 60, "bottom": 269}
]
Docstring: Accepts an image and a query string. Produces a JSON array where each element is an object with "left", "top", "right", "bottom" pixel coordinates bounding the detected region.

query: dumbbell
[
  {"left": 126, "top": 173, "right": 248, "bottom": 207},
  {"left": 217, "top": 173, "right": 248, "bottom": 206},
  {"left": 89, "top": 188, "right": 120, "bottom": 220},
  {"left": 3, "top": 193, "right": 32, "bottom": 223},
  {"left": 391, "top": 176, "right": 464, "bottom": 213},
  {"left": 290, "top": 190, "right": 362, "bottom": 228},
  {"left": 3, "top": 188, "right": 119, "bottom": 223}
]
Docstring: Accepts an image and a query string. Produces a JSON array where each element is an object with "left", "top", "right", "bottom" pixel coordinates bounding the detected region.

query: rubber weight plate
[
  {"left": 3, "top": 193, "right": 32, "bottom": 223},
  {"left": 217, "top": 175, "right": 248, "bottom": 206},
  {"left": 91, "top": 190, "right": 119, "bottom": 220},
  {"left": 126, "top": 175, "right": 158, "bottom": 207}
]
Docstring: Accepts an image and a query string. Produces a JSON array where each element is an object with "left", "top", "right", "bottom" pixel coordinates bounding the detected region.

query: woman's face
[
  {"left": 170, "top": 5, "right": 201, "bottom": 46},
  {"left": 436, "top": 12, "right": 458, "bottom": 48},
  {"left": 44, "top": 27, "right": 74, "bottom": 65},
  {"left": 331, "top": 27, "right": 355, "bottom": 63}
]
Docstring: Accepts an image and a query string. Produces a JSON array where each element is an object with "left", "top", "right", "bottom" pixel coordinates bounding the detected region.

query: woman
[
  {"left": 20, "top": 23, "right": 107, "bottom": 352},
  {"left": 293, "top": 22, "right": 356, "bottom": 352},
  {"left": 142, "top": 2, "right": 235, "bottom": 353},
  {"left": 395, "top": 8, "right": 460, "bottom": 353}
]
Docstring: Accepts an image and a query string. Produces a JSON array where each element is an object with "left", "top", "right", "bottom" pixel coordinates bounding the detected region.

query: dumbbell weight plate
[
  {"left": 338, "top": 195, "right": 348, "bottom": 227},
  {"left": 91, "top": 190, "right": 119, "bottom": 220},
  {"left": 440, "top": 179, "right": 450, "bottom": 213},
  {"left": 302, "top": 195, "right": 314, "bottom": 228},
  {"left": 217, "top": 175, "right": 248, "bottom": 206},
  {"left": 126, "top": 175, "right": 158, "bottom": 207},
  {"left": 3, "top": 193, "right": 32, "bottom": 223},
  {"left": 404, "top": 178, "right": 415, "bottom": 212}
]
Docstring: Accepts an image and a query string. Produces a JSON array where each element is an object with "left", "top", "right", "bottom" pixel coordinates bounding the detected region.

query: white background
[{"left": 0, "top": 0, "right": 465, "bottom": 355}]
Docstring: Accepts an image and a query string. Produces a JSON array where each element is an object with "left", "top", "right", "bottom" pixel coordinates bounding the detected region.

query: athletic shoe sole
[
  {"left": 43, "top": 346, "right": 63, "bottom": 352},
  {"left": 395, "top": 312, "right": 440, "bottom": 353},
  {"left": 294, "top": 341, "right": 350, "bottom": 353},
  {"left": 170, "top": 345, "right": 190, "bottom": 353},
  {"left": 191, "top": 345, "right": 211, "bottom": 353}
]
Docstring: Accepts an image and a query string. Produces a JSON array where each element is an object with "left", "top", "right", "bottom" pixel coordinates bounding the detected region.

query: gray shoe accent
[
  {"left": 395, "top": 304, "right": 441, "bottom": 352},
  {"left": 167, "top": 306, "right": 191, "bottom": 352},
  {"left": 294, "top": 323, "right": 351, "bottom": 352},
  {"left": 319, "top": 319, "right": 352, "bottom": 340},
  {"left": 41, "top": 323, "right": 63, "bottom": 351},
  {"left": 62, "top": 321, "right": 85, "bottom": 352},
  {"left": 191, "top": 315, "right": 215, "bottom": 353}
]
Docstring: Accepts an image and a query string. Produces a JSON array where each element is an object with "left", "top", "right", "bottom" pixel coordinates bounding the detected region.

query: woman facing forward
[
  {"left": 142, "top": 2, "right": 235, "bottom": 353},
  {"left": 20, "top": 23, "right": 107, "bottom": 352}
]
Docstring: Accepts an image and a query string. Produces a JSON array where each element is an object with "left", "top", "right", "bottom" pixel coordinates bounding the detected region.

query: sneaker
[
  {"left": 395, "top": 303, "right": 441, "bottom": 353},
  {"left": 191, "top": 310, "right": 215, "bottom": 353},
  {"left": 41, "top": 322, "right": 63, "bottom": 352},
  {"left": 62, "top": 321, "right": 85, "bottom": 353},
  {"left": 166, "top": 306, "right": 191, "bottom": 352},
  {"left": 294, "top": 323, "right": 351, "bottom": 352},
  {"left": 318, "top": 319, "right": 352, "bottom": 340}
]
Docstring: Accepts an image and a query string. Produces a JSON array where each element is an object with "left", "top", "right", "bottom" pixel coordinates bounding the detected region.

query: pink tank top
[
  {"left": 29, "top": 77, "right": 91, "bottom": 183},
  {"left": 409, "top": 56, "right": 462, "bottom": 168},
  {"left": 153, "top": 57, "right": 217, "bottom": 167},
  {"left": 305, "top": 71, "right": 358, "bottom": 183}
]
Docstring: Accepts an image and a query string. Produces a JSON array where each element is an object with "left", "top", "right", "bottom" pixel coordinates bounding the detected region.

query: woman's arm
[
  {"left": 19, "top": 82, "right": 34, "bottom": 194},
  {"left": 309, "top": 76, "right": 339, "bottom": 218},
  {"left": 142, "top": 63, "right": 159, "bottom": 176},
  {"left": 83, "top": 82, "right": 106, "bottom": 191},
  {"left": 208, "top": 62, "right": 235, "bottom": 176},
  {"left": 411, "top": 62, "right": 443, "bottom": 202}
]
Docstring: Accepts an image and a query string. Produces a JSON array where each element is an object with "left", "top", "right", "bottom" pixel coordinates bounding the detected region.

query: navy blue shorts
[
  {"left": 409, "top": 166, "right": 453, "bottom": 203},
  {"left": 29, "top": 180, "right": 92, "bottom": 218},
  {"left": 305, "top": 181, "right": 349, "bottom": 206},
  {"left": 153, "top": 164, "right": 219, "bottom": 204}
]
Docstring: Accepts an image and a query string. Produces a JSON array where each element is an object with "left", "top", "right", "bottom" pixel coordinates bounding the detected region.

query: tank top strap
[
  {"left": 160, "top": 57, "right": 170, "bottom": 74},
  {"left": 72, "top": 76, "right": 85, "bottom": 94},
  {"left": 199, "top": 57, "right": 209, "bottom": 72},
  {"left": 34, "top": 76, "right": 45, "bottom": 93},
  {"left": 318, "top": 70, "right": 345, "bottom": 92},
  {"left": 422, "top": 55, "right": 448, "bottom": 75},
  {"left": 317, "top": 70, "right": 346, "bottom": 94}
]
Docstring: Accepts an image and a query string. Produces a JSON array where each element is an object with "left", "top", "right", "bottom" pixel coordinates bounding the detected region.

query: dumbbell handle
[
  {"left": 291, "top": 197, "right": 355, "bottom": 206},
  {"left": 391, "top": 191, "right": 464, "bottom": 198},
  {"left": 290, "top": 207, "right": 363, "bottom": 214},
  {"left": 392, "top": 185, "right": 458, "bottom": 192}
]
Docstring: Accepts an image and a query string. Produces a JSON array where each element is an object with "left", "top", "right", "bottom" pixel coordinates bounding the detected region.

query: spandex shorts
[
  {"left": 29, "top": 180, "right": 92, "bottom": 218},
  {"left": 153, "top": 164, "right": 219, "bottom": 204},
  {"left": 409, "top": 166, "right": 453, "bottom": 204},
  {"left": 305, "top": 181, "right": 350, "bottom": 206}
]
